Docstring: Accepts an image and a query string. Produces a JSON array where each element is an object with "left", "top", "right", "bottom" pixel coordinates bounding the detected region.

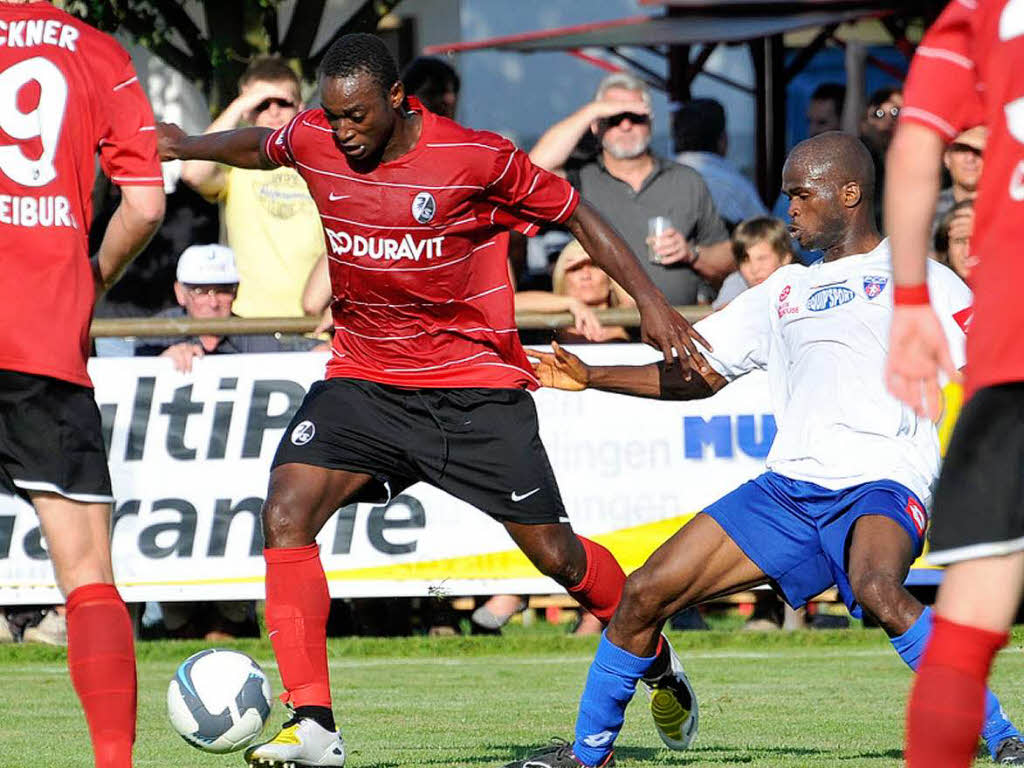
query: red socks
[
  {"left": 264, "top": 544, "right": 332, "bottom": 708},
  {"left": 906, "top": 614, "right": 1008, "bottom": 768},
  {"left": 66, "top": 583, "right": 136, "bottom": 768},
  {"left": 568, "top": 536, "right": 626, "bottom": 625}
]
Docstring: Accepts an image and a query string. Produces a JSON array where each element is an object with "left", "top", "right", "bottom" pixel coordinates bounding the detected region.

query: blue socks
[
  {"left": 891, "top": 607, "right": 1019, "bottom": 757},
  {"left": 572, "top": 631, "right": 655, "bottom": 767}
]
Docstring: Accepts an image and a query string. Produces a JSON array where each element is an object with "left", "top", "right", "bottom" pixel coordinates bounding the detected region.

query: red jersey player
[
  {"left": 158, "top": 34, "right": 704, "bottom": 768},
  {"left": 885, "top": 1, "right": 1024, "bottom": 765},
  {"left": 0, "top": 2, "right": 165, "bottom": 767}
]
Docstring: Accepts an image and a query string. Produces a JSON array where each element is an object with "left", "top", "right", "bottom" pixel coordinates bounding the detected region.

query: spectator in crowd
[
  {"left": 514, "top": 240, "right": 635, "bottom": 344},
  {"left": 674, "top": 98, "right": 767, "bottom": 231},
  {"left": 807, "top": 82, "right": 846, "bottom": 138},
  {"left": 859, "top": 87, "right": 903, "bottom": 231},
  {"left": 529, "top": 72, "right": 733, "bottom": 305},
  {"left": 859, "top": 86, "right": 903, "bottom": 159},
  {"left": 401, "top": 56, "right": 459, "bottom": 120},
  {"left": 713, "top": 217, "right": 798, "bottom": 310},
  {"left": 136, "top": 244, "right": 323, "bottom": 371},
  {"left": 179, "top": 57, "right": 324, "bottom": 319},
  {"left": 933, "top": 200, "right": 976, "bottom": 281},
  {"left": 137, "top": 244, "right": 320, "bottom": 639},
  {"left": 932, "top": 126, "right": 986, "bottom": 234}
]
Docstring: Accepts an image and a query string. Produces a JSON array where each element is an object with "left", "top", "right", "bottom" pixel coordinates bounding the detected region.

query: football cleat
[
  {"left": 640, "top": 635, "right": 699, "bottom": 750},
  {"left": 499, "top": 738, "right": 614, "bottom": 767},
  {"left": 996, "top": 736, "right": 1024, "bottom": 764},
  {"left": 244, "top": 717, "right": 345, "bottom": 767}
]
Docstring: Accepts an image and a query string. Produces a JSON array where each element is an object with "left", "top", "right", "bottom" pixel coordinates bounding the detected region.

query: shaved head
[
  {"left": 787, "top": 131, "right": 875, "bottom": 200},
  {"left": 782, "top": 131, "right": 880, "bottom": 257}
]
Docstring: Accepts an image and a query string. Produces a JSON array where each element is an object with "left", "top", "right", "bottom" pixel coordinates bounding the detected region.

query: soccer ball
[{"left": 167, "top": 648, "right": 272, "bottom": 753}]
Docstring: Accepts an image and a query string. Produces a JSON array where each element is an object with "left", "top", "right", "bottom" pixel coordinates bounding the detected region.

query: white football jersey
[{"left": 696, "top": 239, "right": 972, "bottom": 504}]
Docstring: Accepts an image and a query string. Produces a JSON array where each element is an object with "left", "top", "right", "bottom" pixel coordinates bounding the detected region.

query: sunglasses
[
  {"left": 949, "top": 142, "right": 983, "bottom": 156},
  {"left": 600, "top": 112, "right": 650, "bottom": 129},
  {"left": 871, "top": 105, "right": 900, "bottom": 120},
  {"left": 254, "top": 97, "right": 295, "bottom": 113}
]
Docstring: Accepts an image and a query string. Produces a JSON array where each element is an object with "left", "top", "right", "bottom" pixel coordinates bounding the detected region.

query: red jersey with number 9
[
  {"left": 901, "top": 0, "right": 1024, "bottom": 398},
  {"left": 0, "top": 1, "right": 161, "bottom": 387}
]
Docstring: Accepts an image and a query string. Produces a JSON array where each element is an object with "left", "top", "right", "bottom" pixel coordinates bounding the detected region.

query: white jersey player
[
  {"left": 700, "top": 237, "right": 970, "bottom": 507},
  {"left": 503, "top": 131, "right": 1023, "bottom": 768}
]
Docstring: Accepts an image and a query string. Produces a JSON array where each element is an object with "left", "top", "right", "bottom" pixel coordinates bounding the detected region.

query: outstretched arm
[
  {"left": 884, "top": 122, "right": 959, "bottom": 418},
  {"left": 158, "top": 122, "right": 276, "bottom": 170},
  {"left": 566, "top": 200, "right": 712, "bottom": 374},
  {"left": 528, "top": 343, "right": 726, "bottom": 400}
]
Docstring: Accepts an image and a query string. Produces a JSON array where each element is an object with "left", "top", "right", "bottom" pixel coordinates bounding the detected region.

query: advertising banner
[{"left": 0, "top": 344, "right": 937, "bottom": 604}]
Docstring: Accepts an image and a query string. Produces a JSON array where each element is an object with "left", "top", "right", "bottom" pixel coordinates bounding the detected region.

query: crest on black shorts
[
  {"left": 290, "top": 420, "right": 315, "bottom": 446},
  {"left": 411, "top": 191, "right": 436, "bottom": 223}
]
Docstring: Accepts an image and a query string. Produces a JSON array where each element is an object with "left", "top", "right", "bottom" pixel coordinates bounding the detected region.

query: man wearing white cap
[{"left": 136, "top": 244, "right": 321, "bottom": 372}]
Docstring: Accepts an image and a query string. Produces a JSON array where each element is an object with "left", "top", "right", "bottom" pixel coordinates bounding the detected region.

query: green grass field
[{"left": 2, "top": 626, "right": 1023, "bottom": 768}]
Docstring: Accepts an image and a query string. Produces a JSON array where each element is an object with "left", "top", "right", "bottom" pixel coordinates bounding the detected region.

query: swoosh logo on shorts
[{"left": 511, "top": 488, "right": 540, "bottom": 502}]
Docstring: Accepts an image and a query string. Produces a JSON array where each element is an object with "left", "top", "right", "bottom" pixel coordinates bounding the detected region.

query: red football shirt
[
  {"left": 264, "top": 97, "right": 580, "bottom": 390},
  {"left": 901, "top": 0, "right": 1024, "bottom": 398},
  {"left": 0, "top": 2, "right": 161, "bottom": 387}
]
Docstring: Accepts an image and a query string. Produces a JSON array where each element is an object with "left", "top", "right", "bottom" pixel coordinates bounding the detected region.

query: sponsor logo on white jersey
[
  {"left": 806, "top": 285, "right": 855, "bottom": 312},
  {"left": 325, "top": 227, "right": 445, "bottom": 261},
  {"left": 411, "top": 191, "right": 436, "bottom": 223},
  {"left": 777, "top": 284, "right": 799, "bottom": 318}
]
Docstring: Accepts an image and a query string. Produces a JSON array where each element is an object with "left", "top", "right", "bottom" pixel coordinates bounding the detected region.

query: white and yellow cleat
[
  {"left": 244, "top": 718, "right": 346, "bottom": 767},
  {"left": 640, "top": 637, "right": 699, "bottom": 751}
]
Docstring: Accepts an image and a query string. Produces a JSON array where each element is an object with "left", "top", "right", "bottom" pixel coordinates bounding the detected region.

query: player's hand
[
  {"left": 162, "top": 342, "right": 204, "bottom": 373},
  {"left": 647, "top": 227, "right": 694, "bottom": 266},
  {"left": 885, "top": 305, "right": 959, "bottom": 419},
  {"left": 636, "top": 295, "right": 711, "bottom": 377},
  {"left": 568, "top": 300, "right": 603, "bottom": 342},
  {"left": 157, "top": 122, "right": 188, "bottom": 162},
  {"left": 526, "top": 342, "right": 590, "bottom": 391}
]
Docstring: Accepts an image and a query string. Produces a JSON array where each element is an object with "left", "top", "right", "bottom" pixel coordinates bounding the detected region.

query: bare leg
[
  {"left": 936, "top": 554, "right": 1024, "bottom": 632},
  {"left": 34, "top": 493, "right": 134, "bottom": 768},
  {"left": 34, "top": 493, "right": 114, "bottom": 594},
  {"left": 610, "top": 513, "right": 767, "bottom": 657},
  {"left": 845, "top": 515, "right": 920, "bottom": 637}
]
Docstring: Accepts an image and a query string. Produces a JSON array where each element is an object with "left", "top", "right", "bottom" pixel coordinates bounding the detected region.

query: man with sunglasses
[
  {"left": 136, "top": 244, "right": 321, "bottom": 372},
  {"left": 531, "top": 72, "right": 734, "bottom": 306},
  {"left": 180, "top": 57, "right": 324, "bottom": 320}
]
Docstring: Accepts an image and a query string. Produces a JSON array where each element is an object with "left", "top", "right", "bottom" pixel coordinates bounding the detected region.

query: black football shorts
[
  {"left": 928, "top": 382, "right": 1024, "bottom": 565},
  {"left": 0, "top": 369, "right": 113, "bottom": 503},
  {"left": 272, "top": 378, "right": 568, "bottom": 525}
]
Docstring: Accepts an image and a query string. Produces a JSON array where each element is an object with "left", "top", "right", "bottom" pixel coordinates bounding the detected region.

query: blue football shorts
[{"left": 703, "top": 472, "right": 927, "bottom": 618}]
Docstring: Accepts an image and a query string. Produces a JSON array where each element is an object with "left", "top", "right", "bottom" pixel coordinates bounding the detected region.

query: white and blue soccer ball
[{"left": 167, "top": 648, "right": 272, "bottom": 753}]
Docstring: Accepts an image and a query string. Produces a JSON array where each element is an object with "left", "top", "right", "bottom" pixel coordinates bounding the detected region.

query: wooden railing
[{"left": 89, "top": 306, "right": 713, "bottom": 338}]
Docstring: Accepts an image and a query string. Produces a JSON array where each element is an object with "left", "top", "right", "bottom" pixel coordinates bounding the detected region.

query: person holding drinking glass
[{"left": 529, "top": 72, "right": 734, "bottom": 306}]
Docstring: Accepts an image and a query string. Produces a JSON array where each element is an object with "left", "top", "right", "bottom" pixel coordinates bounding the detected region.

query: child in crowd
[{"left": 713, "top": 216, "right": 798, "bottom": 310}]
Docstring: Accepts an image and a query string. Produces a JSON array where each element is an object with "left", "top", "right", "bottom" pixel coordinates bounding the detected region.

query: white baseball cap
[{"left": 176, "top": 244, "right": 240, "bottom": 285}]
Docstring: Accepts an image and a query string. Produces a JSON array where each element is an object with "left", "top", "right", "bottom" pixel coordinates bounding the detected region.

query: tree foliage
[{"left": 58, "top": 0, "right": 402, "bottom": 110}]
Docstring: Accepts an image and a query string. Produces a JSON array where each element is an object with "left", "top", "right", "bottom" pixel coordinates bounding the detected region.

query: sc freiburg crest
[{"left": 411, "top": 191, "right": 436, "bottom": 223}]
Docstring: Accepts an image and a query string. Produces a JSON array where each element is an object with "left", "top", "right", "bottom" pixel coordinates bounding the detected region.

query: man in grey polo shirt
[{"left": 530, "top": 72, "right": 733, "bottom": 305}]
